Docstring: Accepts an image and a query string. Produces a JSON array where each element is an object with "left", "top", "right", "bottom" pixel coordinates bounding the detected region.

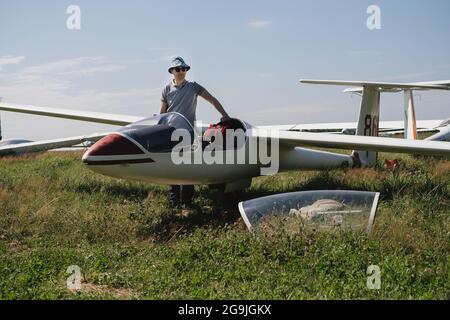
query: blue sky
[{"left": 1, "top": 0, "right": 449, "bottom": 140}]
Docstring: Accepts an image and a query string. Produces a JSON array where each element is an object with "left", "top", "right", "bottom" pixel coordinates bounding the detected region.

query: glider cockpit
[
  {"left": 82, "top": 112, "right": 250, "bottom": 167},
  {"left": 116, "top": 112, "right": 250, "bottom": 154},
  {"left": 118, "top": 112, "right": 195, "bottom": 153},
  {"left": 82, "top": 112, "right": 196, "bottom": 164}
]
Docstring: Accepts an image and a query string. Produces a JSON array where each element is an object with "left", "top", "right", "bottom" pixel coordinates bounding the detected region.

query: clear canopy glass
[
  {"left": 127, "top": 112, "right": 194, "bottom": 132},
  {"left": 239, "top": 190, "right": 380, "bottom": 235},
  {"left": 118, "top": 112, "right": 194, "bottom": 153}
]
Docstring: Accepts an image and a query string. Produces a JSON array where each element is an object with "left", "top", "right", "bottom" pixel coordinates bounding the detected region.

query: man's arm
[
  {"left": 200, "top": 90, "right": 230, "bottom": 121},
  {"left": 160, "top": 101, "right": 168, "bottom": 114}
]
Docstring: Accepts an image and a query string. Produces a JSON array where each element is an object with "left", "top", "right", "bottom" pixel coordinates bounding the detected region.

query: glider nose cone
[{"left": 82, "top": 133, "right": 144, "bottom": 165}]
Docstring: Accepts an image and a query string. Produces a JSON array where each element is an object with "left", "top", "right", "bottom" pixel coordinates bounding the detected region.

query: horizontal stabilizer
[{"left": 300, "top": 79, "right": 450, "bottom": 91}]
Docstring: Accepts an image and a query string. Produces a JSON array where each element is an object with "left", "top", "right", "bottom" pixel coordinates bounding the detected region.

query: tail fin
[
  {"left": 404, "top": 90, "right": 418, "bottom": 140},
  {"left": 353, "top": 87, "right": 380, "bottom": 166}
]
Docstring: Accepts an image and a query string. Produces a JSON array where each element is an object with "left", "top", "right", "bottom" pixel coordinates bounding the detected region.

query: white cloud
[
  {"left": 0, "top": 56, "right": 162, "bottom": 140},
  {"left": 247, "top": 20, "right": 271, "bottom": 29},
  {"left": 0, "top": 56, "right": 160, "bottom": 114},
  {"left": 19, "top": 56, "right": 127, "bottom": 77},
  {"left": 0, "top": 55, "right": 25, "bottom": 70},
  {"left": 0, "top": 57, "right": 134, "bottom": 112}
]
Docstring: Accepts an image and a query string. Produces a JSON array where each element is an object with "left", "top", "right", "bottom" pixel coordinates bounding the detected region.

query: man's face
[{"left": 171, "top": 67, "right": 188, "bottom": 80}]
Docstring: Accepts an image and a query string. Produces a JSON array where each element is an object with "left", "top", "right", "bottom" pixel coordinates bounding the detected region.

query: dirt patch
[
  {"left": 7, "top": 240, "right": 23, "bottom": 252},
  {"left": 69, "top": 282, "right": 138, "bottom": 299},
  {"left": 0, "top": 187, "right": 11, "bottom": 202}
]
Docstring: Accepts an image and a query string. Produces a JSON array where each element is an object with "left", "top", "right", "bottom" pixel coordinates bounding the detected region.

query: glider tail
[
  {"left": 404, "top": 90, "right": 418, "bottom": 140},
  {"left": 352, "top": 87, "right": 380, "bottom": 166},
  {"left": 300, "top": 78, "right": 450, "bottom": 166}
]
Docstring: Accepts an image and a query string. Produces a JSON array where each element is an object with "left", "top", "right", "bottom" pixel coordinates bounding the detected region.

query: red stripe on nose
[{"left": 87, "top": 134, "right": 144, "bottom": 156}]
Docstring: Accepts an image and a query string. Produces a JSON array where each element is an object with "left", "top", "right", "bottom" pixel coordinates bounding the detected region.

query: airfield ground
[{"left": 0, "top": 151, "right": 448, "bottom": 299}]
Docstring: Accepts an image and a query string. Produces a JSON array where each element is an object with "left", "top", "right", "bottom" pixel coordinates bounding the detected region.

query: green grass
[{"left": 0, "top": 151, "right": 449, "bottom": 299}]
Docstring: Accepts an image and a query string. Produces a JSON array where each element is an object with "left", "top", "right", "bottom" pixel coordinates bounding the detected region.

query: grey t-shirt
[{"left": 161, "top": 80, "right": 205, "bottom": 125}]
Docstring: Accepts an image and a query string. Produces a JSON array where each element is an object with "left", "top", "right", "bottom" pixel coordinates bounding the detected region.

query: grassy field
[{"left": 0, "top": 151, "right": 449, "bottom": 299}]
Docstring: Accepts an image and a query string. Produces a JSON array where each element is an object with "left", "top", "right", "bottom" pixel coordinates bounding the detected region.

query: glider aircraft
[{"left": 0, "top": 80, "right": 449, "bottom": 193}]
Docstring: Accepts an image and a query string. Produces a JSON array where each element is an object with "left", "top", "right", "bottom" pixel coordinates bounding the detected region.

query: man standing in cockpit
[{"left": 160, "top": 56, "right": 230, "bottom": 208}]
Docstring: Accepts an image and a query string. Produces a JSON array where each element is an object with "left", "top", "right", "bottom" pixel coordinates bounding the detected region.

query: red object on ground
[{"left": 384, "top": 159, "right": 399, "bottom": 170}]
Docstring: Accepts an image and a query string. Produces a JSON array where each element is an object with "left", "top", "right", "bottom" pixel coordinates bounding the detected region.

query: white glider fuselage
[
  {"left": 81, "top": 113, "right": 353, "bottom": 185},
  {"left": 83, "top": 148, "right": 351, "bottom": 185},
  {"left": 84, "top": 150, "right": 262, "bottom": 185}
]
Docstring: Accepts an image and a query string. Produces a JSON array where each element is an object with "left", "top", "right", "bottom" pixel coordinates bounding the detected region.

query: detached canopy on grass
[{"left": 238, "top": 190, "right": 380, "bottom": 235}]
